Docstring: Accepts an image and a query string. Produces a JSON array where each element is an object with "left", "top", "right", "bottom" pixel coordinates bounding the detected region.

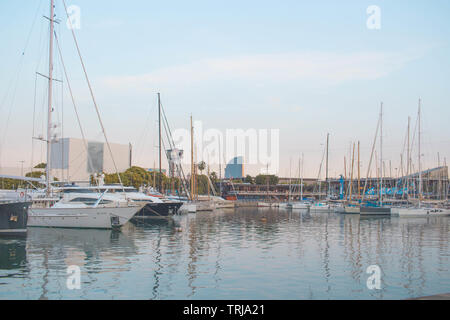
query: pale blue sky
[{"left": 1, "top": 0, "right": 449, "bottom": 177}]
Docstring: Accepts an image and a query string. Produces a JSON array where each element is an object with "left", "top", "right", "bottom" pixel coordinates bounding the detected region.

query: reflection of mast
[
  {"left": 187, "top": 219, "right": 198, "bottom": 297},
  {"left": 152, "top": 231, "right": 162, "bottom": 299},
  {"left": 39, "top": 250, "right": 50, "bottom": 300}
]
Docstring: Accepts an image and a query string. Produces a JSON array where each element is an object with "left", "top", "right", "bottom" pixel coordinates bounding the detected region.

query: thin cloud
[{"left": 101, "top": 50, "right": 422, "bottom": 91}]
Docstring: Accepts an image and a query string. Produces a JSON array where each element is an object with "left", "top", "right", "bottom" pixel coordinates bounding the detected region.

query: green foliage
[
  {"left": 0, "top": 178, "right": 23, "bottom": 190},
  {"left": 196, "top": 174, "right": 209, "bottom": 195},
  {"left": 26, "top": 171, "right": 45, "bottom": 179},
  {"left": 101, "top": 166, "right": 181, "bottom": 192},
  {"left": 209, "top": 171, "right": 218, "bottom": 185},
  {"left": 198, "top": 161, "right": 206, "bottom": 173},
  {"left": 34, "top": 163, "right": 46, "bottom": 169},
  {"left": 255, "top": 174, "right": 279, "bottom": 185},
  {"left": 244, "top": 175, "right": 254, "bottom": 184}
]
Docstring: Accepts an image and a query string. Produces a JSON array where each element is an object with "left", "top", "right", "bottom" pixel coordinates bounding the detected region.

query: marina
[
  {"left": 0, "top": 1, "right": 449, "bottom": 302},
  {"left": 0, "top": 207, "right": 449, "bottom": 300}
]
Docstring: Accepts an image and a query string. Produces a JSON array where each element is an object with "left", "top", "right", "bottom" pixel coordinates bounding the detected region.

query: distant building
[
  {"left": 166, "top": 148, "right": 183, "bottom": 178},
  {"left": 50, "top": 138, "right": 132, "bottom": 181},
  {"left": 225, "top": 156, "right": 244, "bottom": 179},
  {"left": 147, "top": 168, "right": 167, "bottom": 175}
]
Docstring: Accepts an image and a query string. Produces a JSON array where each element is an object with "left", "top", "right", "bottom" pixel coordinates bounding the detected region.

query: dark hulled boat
[
  {"left": 133, "top": 201, "right": 183, "bottom": 219},
  {"left": 360, "top": 206, "right": 391, "bottom": 216},
  {"left": 0, "top": 201, "right": 30, "bottom": 237}
]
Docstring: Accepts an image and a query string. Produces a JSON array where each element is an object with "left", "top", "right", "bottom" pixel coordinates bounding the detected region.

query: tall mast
[
  {"left": 349, "top": 142, "right": 355, "bottom": 202},
  {"left": 406, "top": 116, "right": 410, "bottom": 199},
  {"left": 190, "top": 115, "right": 194, "bottom": 200},
  {"left": 46, "top": 0, "right": 55, "bottom": 196},
  {"left": 438, "top": 152, "right": 441, "bottom": 200},
  {"left": 357, "top": 141, "right": 360, "bottom": 199},
  {"left": 288, "top": 158, "right": 292, "bottom": 203},
  {"left": 158, "top": 92, "right": 162, "bottom": 192},
  {"left": 219, "top": 137, "right": 222, "bottom": 195},
  {"left": 418, "top": 99, "right": 422, "bottom": 207},
  {"left": 325, "top": 133, "right": 329, "bottom": 197},
  {"left": 300, "top": 153, "right": 304, "bottom": 201},
  {"left": 379, "top": 102, "right": 383, "bottom": 206}
]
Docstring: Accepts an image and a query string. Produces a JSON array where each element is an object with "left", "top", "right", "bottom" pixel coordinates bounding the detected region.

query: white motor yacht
[
  {"left": 28, "top": 190, "right": 144, "bottom": 229},
  {"left": 391, "top": 207, "right": 450, "bottom": 217},
  {"left": 310, "top": 202, "right": 330, "bottom": 212}
]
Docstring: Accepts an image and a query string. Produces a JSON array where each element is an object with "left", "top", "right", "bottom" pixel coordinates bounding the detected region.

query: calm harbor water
[{"left": 0, "top": 207, "right": 449, "bottom": 300}]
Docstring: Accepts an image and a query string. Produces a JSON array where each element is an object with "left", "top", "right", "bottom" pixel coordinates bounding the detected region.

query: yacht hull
[
  {"left": 360, "top": 207, "right": 391, "bottom": 216},
  {"left": 28, "top": 205, "right": 141, "bottom": 229},
  {"left": 292, "top": 203, "right": 310, "bottom": 210},
  {"left": 392, "top": 207, "right": 450, "bottom": 217},
  {"left": 0, "top": 202, "right": 30, "bottom": 236},
  {"left": 133, "top": 202, "right": 183, "bottom": 218},
  {"left": 343, "top": 206, "right": 360, "bottom": 214},
  {"left": 310, "top": 205, "right": 330, "bottom": 211}
]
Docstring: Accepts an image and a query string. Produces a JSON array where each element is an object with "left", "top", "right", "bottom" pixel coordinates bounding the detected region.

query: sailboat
[
  {"left": 360, "top": 103, "right": 391, "bottom": 216},
  {"left": 311, "top": 136, "right": 331, "bottom": 212},
  {"left": 27, "top": 0, "right": 144, "bottom": 228},
  {"left": 279, "top": 156, "right": 310, "bottom": 210},
  {"left": 293, "top": 154, "right": 311, "bottom": 210},
  {"left": 391, "top": 100, "right": 450, "bottom": 217}
]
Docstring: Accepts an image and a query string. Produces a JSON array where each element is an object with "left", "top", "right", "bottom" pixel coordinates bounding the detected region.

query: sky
[{"left": 0, "top": 0, "right": 449, "bottom": 178}]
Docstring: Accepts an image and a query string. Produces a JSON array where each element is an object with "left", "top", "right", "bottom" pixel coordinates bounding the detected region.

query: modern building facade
[
  {"left": 49, "top": 138, "right": 132, "bottom": 181},
  {"left": 225, "top": 156, "right": 244, "bottom": 179}
]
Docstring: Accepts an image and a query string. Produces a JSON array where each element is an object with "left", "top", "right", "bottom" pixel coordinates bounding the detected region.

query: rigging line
[
  {"left": 160, "top": 103, "right": 190, "bottom": 197},
  {"left": 22, "top": 0, "right": 45, "bottom": 56},
  {"left": 313, "top": 144, "right": 326, "bottom": 195},
  {"left": 135, "top": 103, "right": 156, "bottom": 164},
  {"left": 62, "top": 0, "right": 124, "bottom": 191},
  {"left": 0, "top": 59, "right": 27, "bottom": 170},
  {"left": 54, "top": 32, "right": 97, "bottom": 186},
  {"left": 30, "top": 73, "right": 39, "bottom": 174},
  {"left": 0, "top": 0, "right": 43, "bottom": 115},
  {"left": 361, "top": 113, "right": 381, "bottom": 201}
]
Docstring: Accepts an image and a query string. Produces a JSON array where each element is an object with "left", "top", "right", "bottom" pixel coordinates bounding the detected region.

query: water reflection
[
  {"left": 0, "top": 209, "right": 448, "bottom": 299},
  {"left": 0, "top": 239, "right": 27, "bottom": 273}
]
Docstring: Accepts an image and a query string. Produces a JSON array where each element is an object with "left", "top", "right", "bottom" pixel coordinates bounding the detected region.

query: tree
[
  {"left": 255, "top": 174, "right": 279, "bottom": 185},
  {"left": 209, "top": 171, "right": 218, "bottom": 184},
  {"left": 34, "top": 163, "right": 46, "bottom": 169},
  {"left": 244, "top": 175, "right": 254, "bottom": 184},
  {"left": 196, "top": 174, "right": 209, "bottom": 195},
  {"left": 198, "top": 161, "right": 206, "bottom": 174},
  {"left": 26, "top": 171, "right": 45, "bottom": 179}
]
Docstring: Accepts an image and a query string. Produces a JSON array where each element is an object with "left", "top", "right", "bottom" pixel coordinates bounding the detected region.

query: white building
[{"left": 50, "top": 138, "right": 132, "bottom": 182}]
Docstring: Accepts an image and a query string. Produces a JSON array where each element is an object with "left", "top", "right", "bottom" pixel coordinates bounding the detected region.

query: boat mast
[
  {"left": 300, "top": 153, "right": 304, "bottom": 201},
  {"left": 46, "top": 0, "right": 55, "bottom": 197},
  {"left": 357, "top": 141, "right": 360, "bottom": 199},
  {"left": 326, "top": 133, "right": 329, "bottom": 198},
  {"left": 349, "top": 142, "right": 355, "bottom": 202},
  {"left": 406, "top": 116, "right": 410, "bottom": 200},
  {"left": 219, "top": 138, "right": 222, "bottom": 195},
  {"left": 190, "top": 115, "right": 194, "bottom": 200},
  {"left": 418, "top": 99, "right": 422, "bottom": 207},
  {"left": 288, "top": 158, "right": 292, "bottom": 203},
  {"left": 379, "top": 102, "right": 383, "bottom": 206},
  {"left": 158, "top": 92, "right": 162, "bottom": 192}
]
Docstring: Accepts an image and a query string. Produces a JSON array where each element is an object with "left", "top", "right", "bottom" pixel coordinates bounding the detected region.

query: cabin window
[{"left": 69, "top": 197, "right": 112, "bottom": 205}]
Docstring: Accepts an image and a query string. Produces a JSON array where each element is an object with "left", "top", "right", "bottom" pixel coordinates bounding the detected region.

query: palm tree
[{"left": 198, "top": 161, "right": 206, "bottom": 174}]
